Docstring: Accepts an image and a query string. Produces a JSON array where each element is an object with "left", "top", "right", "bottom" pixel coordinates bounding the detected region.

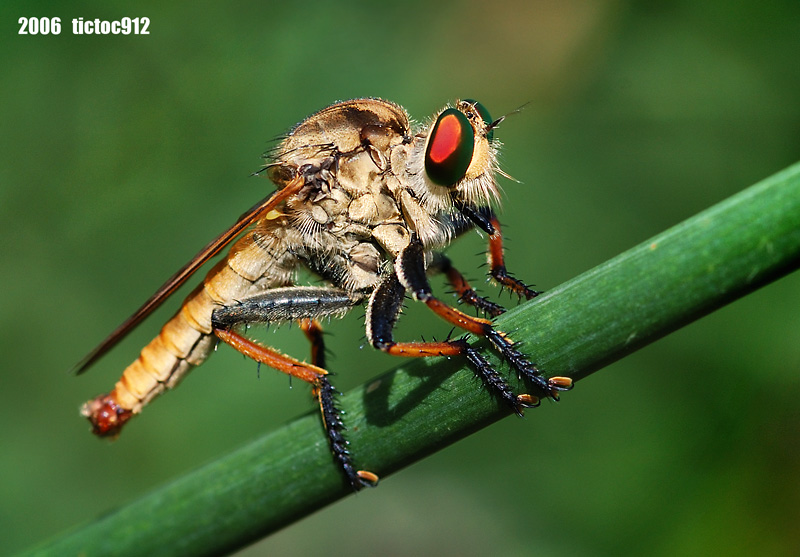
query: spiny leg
[
  {"left": 396, "top": 236, "right": 572, "bottom": 399},
  {"left": 366, "top": 272, "right": 537, "bottom": 415},
  {"left": 453, "top": 202, "right": 540, "bottom": 300},
  {"left": 211, "top": 287, "right": 377, "bottom": 490},
  {"left": 298, "top": 318, "right": 369, "bottom": 484},
  {"left": 486, "top": 213, "right": 540, "bottom": 299},
  {"left": 429, "top": 253, "right": 505, "bottom": 317}
]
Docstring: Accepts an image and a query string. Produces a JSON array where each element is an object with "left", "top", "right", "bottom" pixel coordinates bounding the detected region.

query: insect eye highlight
[{"left": 424, "top": 108, "right": 475, "bottom": 187}]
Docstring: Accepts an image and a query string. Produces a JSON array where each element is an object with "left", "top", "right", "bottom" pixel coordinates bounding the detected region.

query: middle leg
[
  {"left": 395, "top": 236, "right": 572, "bottom": 399},
  {"left": 366, "top": 271, "right": 540, "bottom": 415}
]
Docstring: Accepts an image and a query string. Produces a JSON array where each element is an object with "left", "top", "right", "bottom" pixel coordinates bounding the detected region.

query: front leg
[
  {"left": 455, "top": 201, "right": 539, "bottom": 300},
  {"left": 486, "top": 213, "right": 539, "bottom": 299},
  {"left": 396, "top": 237, "right": 572, "bottom": 400}
]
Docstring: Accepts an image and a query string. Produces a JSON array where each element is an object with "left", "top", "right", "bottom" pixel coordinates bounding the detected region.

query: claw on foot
[
  {"left": 356, "top": 470, "right": 379, "bottom": 488},
  {"left": 515, "top": 393, "right": 540, "bottom": 414},
  {"left": 548, "top": 376, "right": 573, "bottom": 391}
]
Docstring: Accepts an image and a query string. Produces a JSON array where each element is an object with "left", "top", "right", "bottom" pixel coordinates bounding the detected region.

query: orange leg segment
[
  {"left": 299, "top": 318, "right": 326, "bottom": 368},
  {"left": 421, "top": 298, "right": 493, "bottom": 336},
  {"left": 382, "top": 236, "right": 572, "bottom": 405},
  {"left": 416, "top": 291, "right": 569, "bottom": 400},
  {"left": 440, "top": 260, "right": 505, "bottom": 317},
  {"left": 215, "top": 328, "right": 326, "bottom": 385},
  {"left": 382, "top": 340, "right": 466, "bottom": 358},
  {"left": 214, "top": 327, "right": 377, "bottom": 490},
  {"left": 487, "top": 216, "right": 539, "bottom": 299}
]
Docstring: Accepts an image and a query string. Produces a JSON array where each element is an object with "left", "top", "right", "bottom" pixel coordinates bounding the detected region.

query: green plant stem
[{"left": 29, "top": 162, "right": 800, "bottom": 556}]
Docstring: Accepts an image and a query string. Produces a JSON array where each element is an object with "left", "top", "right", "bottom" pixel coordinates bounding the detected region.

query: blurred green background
[{"left": 2, "top": 1, "right": 800, "bottom": 555}]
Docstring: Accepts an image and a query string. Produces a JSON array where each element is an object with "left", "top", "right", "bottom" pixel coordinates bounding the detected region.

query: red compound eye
[{"left": 425, "top": 108, "right": 474, "bottom": 186}]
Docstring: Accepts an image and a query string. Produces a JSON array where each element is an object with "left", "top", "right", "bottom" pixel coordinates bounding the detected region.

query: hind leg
[{"left": 211, "top": 286, "right": 377, "bottom": 490}]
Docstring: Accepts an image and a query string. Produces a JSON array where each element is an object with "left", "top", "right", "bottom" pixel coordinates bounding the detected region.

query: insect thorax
[{"left": 261, "top": 98, "right": 501, "bottom": 294}]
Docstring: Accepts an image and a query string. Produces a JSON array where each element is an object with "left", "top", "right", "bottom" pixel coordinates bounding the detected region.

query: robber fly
[{"left": 76, "top": 98, "right": 572, "bottom": 489}]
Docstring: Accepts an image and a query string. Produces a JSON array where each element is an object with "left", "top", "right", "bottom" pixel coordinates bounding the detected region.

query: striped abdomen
[{"left": 81, "top": 220, "right": 297, "bottom": 437}]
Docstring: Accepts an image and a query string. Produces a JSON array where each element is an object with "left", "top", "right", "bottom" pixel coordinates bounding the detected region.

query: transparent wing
[{"left": 73, "top": 176, "right": 303, "bottom": 374}]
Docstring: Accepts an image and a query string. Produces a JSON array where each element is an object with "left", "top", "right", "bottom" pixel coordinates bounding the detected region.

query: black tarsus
[{"left": 316, "top": 375, "right": 372, "bottom": 490}]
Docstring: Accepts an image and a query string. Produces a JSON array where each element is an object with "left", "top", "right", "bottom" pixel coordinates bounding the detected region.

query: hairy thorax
[{"left": 263, "top": 99, "right": 468, "bottom": 294}]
